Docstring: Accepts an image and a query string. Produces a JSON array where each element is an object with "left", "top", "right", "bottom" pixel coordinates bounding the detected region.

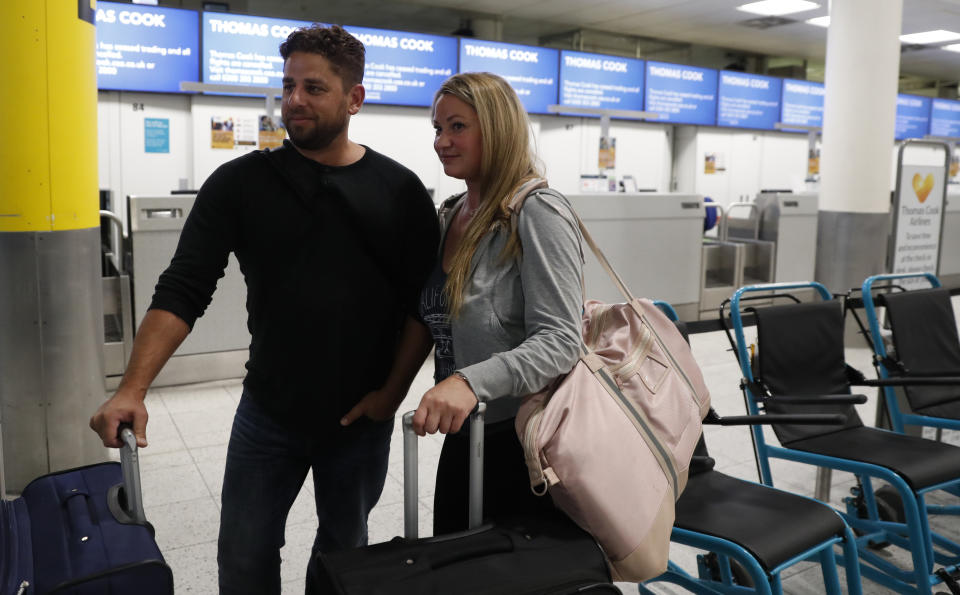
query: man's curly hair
[{"left": 279, "top": 25, "right": 365, "bottom": 88}]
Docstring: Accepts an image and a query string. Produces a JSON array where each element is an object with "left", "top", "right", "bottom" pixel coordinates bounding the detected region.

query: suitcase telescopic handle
[
  {"left": 117, "top": 424, "right": 147, "bottom": 525},
  {"left": 401, "top": 403, "right": 486, "bottom": 539}
]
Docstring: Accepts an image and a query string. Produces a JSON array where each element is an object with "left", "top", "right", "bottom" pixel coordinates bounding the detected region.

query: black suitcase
[
  {"left": 308, "top": 404, "right": 617, "bottom": 595},
  {"left": 1, "top": 427, "right": 173, "bottom": 595}
]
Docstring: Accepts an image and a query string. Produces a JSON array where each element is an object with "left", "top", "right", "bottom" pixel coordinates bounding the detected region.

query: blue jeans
[{"left": 217, "top": 392, "right": 393, "bottom": 594}]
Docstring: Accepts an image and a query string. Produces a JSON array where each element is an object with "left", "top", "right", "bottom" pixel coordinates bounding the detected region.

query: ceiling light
[
  {"left": 899, "top": 30, "right": 960, "bottom": 44},
  {"left": 805, "top": 16, "right": 830, "bottom": 27},
  {"left": 737, "top": 0, "right": 819, "bottom": 16},
  {"left": 944, "top": 43, "right": 960, "bottom": 53}
]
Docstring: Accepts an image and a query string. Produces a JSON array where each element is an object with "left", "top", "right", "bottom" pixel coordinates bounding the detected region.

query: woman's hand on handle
[{"left": 412, "top": 374, "right": 478, "bottom": 436}]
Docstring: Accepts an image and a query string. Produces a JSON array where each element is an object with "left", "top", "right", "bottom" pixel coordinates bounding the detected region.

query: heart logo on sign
[{"left": 912, "top": 173, "right": 934, "bottom": 203}]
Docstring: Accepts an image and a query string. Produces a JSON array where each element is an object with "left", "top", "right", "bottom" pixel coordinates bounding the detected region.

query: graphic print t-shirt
[{"left": 418, "top": 260, "right": 456, "bottom": 384}]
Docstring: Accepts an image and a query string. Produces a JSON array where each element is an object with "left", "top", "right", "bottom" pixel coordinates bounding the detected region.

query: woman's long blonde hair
[{"left": 433, "top": 72, "right": 543, "bottom": 316}]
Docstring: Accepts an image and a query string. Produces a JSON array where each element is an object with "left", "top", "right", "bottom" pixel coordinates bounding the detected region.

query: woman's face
[{"left": 433, "top": 94, "right": 482, "bottom": 184}]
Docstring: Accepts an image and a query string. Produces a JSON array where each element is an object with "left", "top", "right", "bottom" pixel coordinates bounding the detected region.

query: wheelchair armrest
[
  {"left": 703, "top": 409, "right": 849, "bottom": 426},
  {"left": 856, "top": 376, "right": 960, "bottom": 387},
  {"left": 768, "top": 394, "right": 868, "bottom": 405}
]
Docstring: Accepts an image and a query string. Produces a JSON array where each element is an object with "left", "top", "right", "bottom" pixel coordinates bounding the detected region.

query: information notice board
[
  {"left": 202, "top": 13, "right": 312, "bottom": 90},
  {"left": 345, "top": 26, "right": 457, "bottom": 107},
  {"left": 459, "top": 39, "right": 559, "bottom": 114},
  {"left": 643, "top": 61, "right": 717, "bottom": 125},
  {"left": 895, "top": 95, "right": 932, "bottom": 140},
  {"left": 780, "top": 79, "right": 825, "bottom": 130},
  {"left": 890, "top": 141, "right": 950, "bottom": 288},
  {"left": 558, "top": 50, "right": 644, "bottom": 113},
  {"left": 930, "top": 99, "right": 960, "bottom": 138},
  {"left": 717, "top": 71, "right": 781, "bottom": 130},
  {"left": 96, "top": 2, "right": 199, "bottom": 93}
]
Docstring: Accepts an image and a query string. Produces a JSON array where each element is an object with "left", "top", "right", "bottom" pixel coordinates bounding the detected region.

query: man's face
[{"left": 281, "top": 51, "right": 359, "bottom": 151}]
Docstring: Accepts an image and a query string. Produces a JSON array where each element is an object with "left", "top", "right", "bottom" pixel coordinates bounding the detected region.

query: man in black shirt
[{"left": 90, "top": 25, "right": 438, "bottom": 594}]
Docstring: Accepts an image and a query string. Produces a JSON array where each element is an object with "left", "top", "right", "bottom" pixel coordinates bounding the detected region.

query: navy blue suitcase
[{"left": 1, "top": 428, "right": 173, "bottom": 594}]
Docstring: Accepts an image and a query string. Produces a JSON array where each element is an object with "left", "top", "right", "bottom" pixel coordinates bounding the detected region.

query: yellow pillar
[
  {"left": 0, "top": 0, "right": 99, "bottom": 231},
  {"left": 0, "top": 1, "right": 105, "bottom": 493}
]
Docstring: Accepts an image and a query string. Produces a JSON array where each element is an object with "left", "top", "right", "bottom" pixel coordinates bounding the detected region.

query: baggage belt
[
  {"left": 1, "top": 427, "right": 173, "bottom": 595},
  {"left": 309, "top": 404, "right": 618, "bottom": 595}
]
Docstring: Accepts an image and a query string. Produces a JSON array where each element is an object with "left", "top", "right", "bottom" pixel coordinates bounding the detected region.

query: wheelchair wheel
[
  {"left": 704, "top": 553, "right": 755, "bottom": 587},
  {"left": 729, "top": 560, "right": 755, "bottom": 588},
  {"left": 859, "top": 485, "right": 905, "bottom": 550},
  {"left": 874, "top": 484, "right": 905, "bottom": 523}
]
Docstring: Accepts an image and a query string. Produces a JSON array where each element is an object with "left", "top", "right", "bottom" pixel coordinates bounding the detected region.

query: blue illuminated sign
[
  {"left": 458, "top": 40, "right": 559, "bottom": 114},
  {"left": 644, "top": 61, "right": 717, "bottom": 125},
  {"left": 895, "top": 94, "right": 931, "bottom": 140},
  {"left": 931, "top": 99, "right": 960, "bottom": 137},
  {"left": 558, "top": 50, "right": 644, "bottom": 114},
  {"left": 780, "top": 79, "right": 824, "bottom": 130},
  {"left": 202, "top": 13, "right": 313, "bottom": 89},
  {"left": 717, "top": 71, "right": 781, "bottom": 130},
  {"left": 345, "top": 26, "right": 457, "bottom": 107},
  {"left": 95, "top": 2, "right": 199, "bottom": 93}
]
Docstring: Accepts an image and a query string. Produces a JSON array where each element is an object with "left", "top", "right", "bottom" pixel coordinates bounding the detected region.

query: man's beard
[{"left": 282, "top": 109, "right": 348, "bottom": 151}]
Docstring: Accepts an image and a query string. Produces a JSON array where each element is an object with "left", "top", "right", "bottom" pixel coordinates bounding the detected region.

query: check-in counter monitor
[
  {"left": 941, "top": 192, "right": 960, "bottom": 289},
  {"left": 568, "top": 193, "right": 704, "bottom": 321},
  {"left": 127, "top": 194, "right": 249, "bottom": 386}
]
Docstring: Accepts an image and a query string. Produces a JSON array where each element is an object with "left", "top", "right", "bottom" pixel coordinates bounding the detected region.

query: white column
[{"left": 815, "top": 0, "right": 903, "bottom": 291}]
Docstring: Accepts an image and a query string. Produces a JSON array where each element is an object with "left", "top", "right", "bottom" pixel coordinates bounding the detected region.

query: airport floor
[{"left": 111, "top": 313, "right": 960, "bottom": 594}]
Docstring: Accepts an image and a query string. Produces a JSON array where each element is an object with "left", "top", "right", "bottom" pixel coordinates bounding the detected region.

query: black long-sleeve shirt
[{"left": 150, "top": 142, "right": 439, "bottom": 430}]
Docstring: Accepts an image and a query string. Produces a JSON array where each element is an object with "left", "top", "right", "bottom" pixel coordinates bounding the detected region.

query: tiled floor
[{"left": 47, "top": 298, "right": 960, "bottom": 593}]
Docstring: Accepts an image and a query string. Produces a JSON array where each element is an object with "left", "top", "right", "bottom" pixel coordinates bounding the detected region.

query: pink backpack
[{"left": 511, "top": 184, "right": 711, "bottom": 582}]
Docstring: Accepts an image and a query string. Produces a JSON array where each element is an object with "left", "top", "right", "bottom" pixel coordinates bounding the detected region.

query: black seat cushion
[
  {"left": 675, "top": 470, "right": 847, "bottom": 571},
  {"left": 754, "top": 301, "right": 863, "bottom": 444},
  {"left": 787, "top": 425, "right": 960, "bottom": 490},
  {"left": 880, "top": 288, "right": 960, "bottom": 413}
]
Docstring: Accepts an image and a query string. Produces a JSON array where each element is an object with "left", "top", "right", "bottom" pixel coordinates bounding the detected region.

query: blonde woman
[{"left": 342, "top": 72, "right": 584, "bottom": 533}]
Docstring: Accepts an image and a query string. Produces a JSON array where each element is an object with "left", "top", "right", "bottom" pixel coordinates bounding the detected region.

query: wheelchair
[
  {"left": 640, "top": 304, "right": 863, "bottom": 595},
  {"left": 857, "top": 272, "right": 960, "bottom": 435},
  {"left": 722, "top": 281, "right": 960, "bottom": 594}
]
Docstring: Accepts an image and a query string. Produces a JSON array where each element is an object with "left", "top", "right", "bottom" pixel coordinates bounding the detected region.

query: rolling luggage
[
  {"left": 1, "top": 427, "right": 173, "bottom": 595},
  {"left": 308, "top": 405, "right": 618, "bottom": 595}
]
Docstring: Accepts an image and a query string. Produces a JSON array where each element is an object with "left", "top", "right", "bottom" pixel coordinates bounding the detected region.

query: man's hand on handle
[{"left": 90, "top": 389, "right": 149, "bottom": 448}]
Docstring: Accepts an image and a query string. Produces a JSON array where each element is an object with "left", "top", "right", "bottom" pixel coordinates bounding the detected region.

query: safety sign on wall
[{"left": 144, "top": 118, "right": 170, "bottom": 153}]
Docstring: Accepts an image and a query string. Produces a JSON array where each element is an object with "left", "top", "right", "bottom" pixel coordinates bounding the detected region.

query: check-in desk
[
  {"left": 940, "top": 191, "right": 960, "bottom": 290},
  {"left": 123, "top": 194, "right": 249, "bottom": 388},
  {"left": 568, "top": 193, "right": 704, "bottom": 321},
  {"left": 755, "top": 192, "right": 819, "bottom": 284}
]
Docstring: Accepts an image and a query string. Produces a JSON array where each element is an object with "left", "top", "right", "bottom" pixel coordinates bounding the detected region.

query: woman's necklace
[{"left": 460, "top": 201, "right": 480, "bottom": 221}]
